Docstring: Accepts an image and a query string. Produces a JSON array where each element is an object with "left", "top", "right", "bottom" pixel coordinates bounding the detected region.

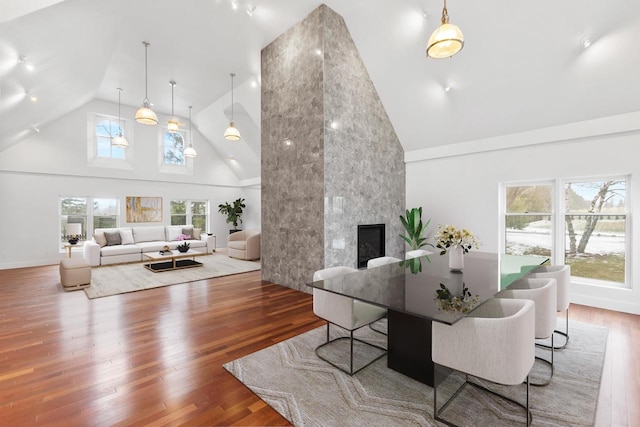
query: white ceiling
[{"left": 1, "top": 0, "right": 639, "bottom": 180}]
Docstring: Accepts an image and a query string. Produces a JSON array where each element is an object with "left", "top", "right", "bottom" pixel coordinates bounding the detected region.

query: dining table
[{"left": 307, "top": 251, "right": 549, "bottom": 386}]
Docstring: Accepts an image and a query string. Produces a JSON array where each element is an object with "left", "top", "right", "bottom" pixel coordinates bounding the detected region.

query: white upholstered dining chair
[
  {"left": 405, "top": 249, "right": 432, "bottom": 259},
  {"left": 432, "top": 298, "right": 535, "bottom": 426},
  {"left": 312, "top": 266, "right": 387, "bottom": 375},
  {"left": 366, "top": 256, "right": 401, "bottom": 268},
  {"left": 497, "top": 277, "right": 557, "bottom": 386},
  {"left": 529, "top": 265, "right": 571, "bottom": 349}
]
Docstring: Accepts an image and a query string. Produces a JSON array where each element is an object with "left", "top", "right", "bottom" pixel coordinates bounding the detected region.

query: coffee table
[{"left": 143, "top": 250, "right": 207, "bottom": 273}]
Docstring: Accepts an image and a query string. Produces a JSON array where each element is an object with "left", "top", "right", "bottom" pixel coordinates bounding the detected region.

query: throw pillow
[
  {"left": 193, "top": 228, "right": 202, "bottom": 239},
  {"left": 182, "top": 227, "right": 193, "bottom": 239},
  {"left": 93, "top": 232, "right": 107, "bottom": 248},
  {"left": 104, "top": 230, "right": 122, "bottom": 246},
  {"left": 167, "top": 227, "right": 183, "bottom": 241},
  {"left": 120, "top": 229, "right": 134, "bottom": 245}
]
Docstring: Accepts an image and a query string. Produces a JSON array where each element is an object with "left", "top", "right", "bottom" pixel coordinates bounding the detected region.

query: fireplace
[{"left": 357, "top": 224, "right": 385, "bottom": 268}]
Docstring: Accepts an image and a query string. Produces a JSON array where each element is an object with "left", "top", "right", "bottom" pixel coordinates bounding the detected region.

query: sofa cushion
[
  {"left": 166, "top": 226, "right": 183, "bottom": 241},
  {"left": 93, "top": 232, "right": 107, "bottom": 247},
  {"left": 228, "top": 240, "right": 246, "bottom": 250},
  {"left": 104, "top": 230, "right": 122, "bottom": 246},
  {"left": 100, "top": 244, "right": 140, "bottom": 256},
  {"left": 120, "top": 229, "right": 135, "bottom": 245},
  {"left": 137, "top": 241, "right": 169, "bottom": 252},
  {"left": 132, "top": 226, "right": 166, "bottom": 243},
  {"left": 182, "top": 227, "right": 193, "bottom": 238}
]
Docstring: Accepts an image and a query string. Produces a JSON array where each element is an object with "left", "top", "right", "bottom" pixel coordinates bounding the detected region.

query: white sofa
[{"left": 84, "top": 225, "right": 214, "bottom": 266}]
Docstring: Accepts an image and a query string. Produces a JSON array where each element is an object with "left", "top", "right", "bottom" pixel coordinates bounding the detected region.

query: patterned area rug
[
  {"left": 84, "top": 253, "right": 261, "bottom": 299},
  {"left": 224, "top": 319, "right": 607, "bottom": 426}
]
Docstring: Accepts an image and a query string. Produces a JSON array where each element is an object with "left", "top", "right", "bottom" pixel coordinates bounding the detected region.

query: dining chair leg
[
  {"left": 532, "top": 334, "right": 554, "bottom": 387},
  {"left": 315, "top": 322, "right": 386, "bottom": 376},
  {"left": 526, "top": 375, "right": 531, "bottom": 427},
  {"left": 537, "top": 308, "right": 569, "bottom": 350}
]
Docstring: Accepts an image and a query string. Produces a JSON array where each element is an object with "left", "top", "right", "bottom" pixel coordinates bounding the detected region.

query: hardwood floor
[{"left": 0, "top": 264, "right": 638, "bottom": 426}]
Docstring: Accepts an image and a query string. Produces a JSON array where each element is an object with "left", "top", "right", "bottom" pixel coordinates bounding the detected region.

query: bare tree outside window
[{"left": 564, "top": 180, "right": 626, "bottom": 284}]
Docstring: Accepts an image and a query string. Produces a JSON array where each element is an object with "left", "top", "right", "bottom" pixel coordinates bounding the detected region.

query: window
[
  {"left": 93, "top": 198, "right": 119, "bottom": 229},
  {"left": 163, "top": 130, "right": 187, "bottom": 165},
  {"left": 502, "top": 177, "right": 630, "bottom": 288},
  {"left": 59, "top": 197, "right": 119, "bottom": 243},
  {"left": 170, "top": 200, "right": 187, "bottom": 225},
  {"left": 60, "top": 197, "right": 87, "bottom": 242},
  {"left": 95, "top": 116, "right": 126, "bottom": 159},
  {"left": 504, "top": 184, "right": 553, "bottom": 257},
  {"left": 170, "top": 199, "right": 209, "bottom": 230},
  {"left": 564, "top": 180, "right": 627, "bottom": 285},
  {"left": 191, "top": 201, "right": 207, "bottom": 230}
]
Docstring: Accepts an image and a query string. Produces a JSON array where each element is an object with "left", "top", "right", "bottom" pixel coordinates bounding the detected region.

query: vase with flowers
[{"left": 434, "top": 225, "right": 480, "bottom": 271}]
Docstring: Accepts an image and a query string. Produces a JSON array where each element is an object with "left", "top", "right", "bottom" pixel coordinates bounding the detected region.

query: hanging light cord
[
  {"left": 171, "top": 81, "right": 175, "bottom": 116},
  {"left": 143, "top": 42, "right": 150, "bottom": 101},
  {"left": 441, "top": 0, "right": 449, "bottom": 24},
  {"left": 189, "top": 106, "right": 193, "bottom": 144},
  {"left": 230, "top": 73, "right": 235, "bottom": 122},
  {"left": 118, "top": 88, "right": 122, "bottom": 123},
  {"left": 118, "top": 88, "right": 122, "bottom": 135}
]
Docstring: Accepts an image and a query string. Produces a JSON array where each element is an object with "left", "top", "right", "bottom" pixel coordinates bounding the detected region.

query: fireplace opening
[{"left": 357, "top": 224, "right": 385, "bottom": 268}]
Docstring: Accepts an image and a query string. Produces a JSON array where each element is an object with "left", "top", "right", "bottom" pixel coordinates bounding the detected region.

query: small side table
[
  {"left": 203, "top": 234, "right": 217, "bottom": 253},
  {"left": 63, "top": 242, "right": 81, "bottom": 258}
]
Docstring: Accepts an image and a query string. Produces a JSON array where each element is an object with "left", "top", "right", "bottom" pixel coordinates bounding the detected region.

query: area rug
[
  {"left": 224, "top": 319, "right": 607, "bottom": 426},
  {"left": 84, "top": 253, "right": 261, "bottom": 299}
]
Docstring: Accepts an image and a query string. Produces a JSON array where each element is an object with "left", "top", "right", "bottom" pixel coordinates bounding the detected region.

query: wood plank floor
[{"left": 0, "top": 264, "right": 638, "bottom": 426}]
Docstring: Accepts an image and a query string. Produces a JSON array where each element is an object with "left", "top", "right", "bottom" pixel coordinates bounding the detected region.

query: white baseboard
[{"left": 571, "top": 292, "right": 640, "bottom": 315}]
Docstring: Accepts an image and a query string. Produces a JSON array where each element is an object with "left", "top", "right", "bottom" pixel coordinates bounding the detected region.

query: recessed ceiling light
[
  {"left": 231, "top": 0, "right": 238, "bottom": 10},
  {"left": 330, "top": 121, "right": 338, "bottom": 129},
  {"left": 315, "top": 48, "right": 322, "bottom": 56},
  {"left": 32, "top": 126, "right": 40, "bottom": 133},
  {"left": 444, "top": 85, "right": 452, "bottom": 92},
  {"left": 26, "top": 91, "right": 37, "bottom": 102},
  {"left": 18, "top": 56, "right": 35, "bottom": 72},
  {"left": 580, "top": 36, "right": 592, "bottom": 48},
  {"left": 283, "top": 138, "right": 292, "bottom": 146}
]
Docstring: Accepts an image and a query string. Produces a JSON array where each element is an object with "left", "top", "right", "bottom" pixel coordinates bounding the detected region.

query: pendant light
[
  {"left": 426, "top": 0, "right": 464, "bottom": 59},
  {"left": 184, "top": 106, "right": 198, "bottom": 158},
  {"left": 224, "top": 73, "right": 241, "bottom": 141},
  {"left": 135, "top": 41, "right": 158, "bottom": 125},
  {"left": 112, "top": 88, "right": 129, "bottom": 148},
  {"left": 167, "top": 81, "right": 179, "bottom": 132}
]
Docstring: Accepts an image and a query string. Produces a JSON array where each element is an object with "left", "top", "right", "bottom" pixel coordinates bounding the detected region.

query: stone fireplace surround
[{"left": 261, "top": 4, "right": 405, "bottom": 292}]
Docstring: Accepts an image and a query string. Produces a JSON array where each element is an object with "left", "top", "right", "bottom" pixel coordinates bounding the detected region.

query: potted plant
[
  {"left": 399, "top": 207, "right": 433, "bottom": 273},
  {"left": 399, "top": 207, "right": 433, "bottom": 250},
  {"left": 218, "top": 198, "right": 246, "bottom": 233},
  {"left": 176, "top": 242, "right": 190, "bottom": 253}
]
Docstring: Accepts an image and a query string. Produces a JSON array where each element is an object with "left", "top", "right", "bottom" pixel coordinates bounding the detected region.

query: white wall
[
  {"left": 405, "top": 112, "right": 640, "bottom": 314},
  {"left": 0, "top": 99, "right": 258, "bottom": 269}
]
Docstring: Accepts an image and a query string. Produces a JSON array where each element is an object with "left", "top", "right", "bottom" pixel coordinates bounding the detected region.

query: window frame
[
  {"left": 169, "top": 199, "right": 209, "bottom": 231},
  {"left": 501, "top": 175, "right": 631, "bottom": 289},
  {"left": 559, "top": 176, "right": 630, "bottom": 288},
  {"left": 158, "top": 127, "right": 194, "bottom": 175},
  {"left": 500, "top": 180, "right": 555, "bottom": 260},
  {"left": 59, "top": 196, "right": 120, "bottom": 247},
  {"left": 87, "top": 113, "right": 134, "bottom": 170}
]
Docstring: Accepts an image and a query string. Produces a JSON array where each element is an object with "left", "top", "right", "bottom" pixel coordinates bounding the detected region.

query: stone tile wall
[{"left": 261, "top": 5, "right": 405, "bottom": 292}]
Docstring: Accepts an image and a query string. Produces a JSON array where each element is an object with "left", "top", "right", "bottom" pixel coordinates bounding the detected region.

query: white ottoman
[{"left": 60, "top": 258, "right": 91, "bottom": 291}]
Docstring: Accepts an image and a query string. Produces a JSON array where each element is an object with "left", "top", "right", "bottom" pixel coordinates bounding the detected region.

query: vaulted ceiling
[{"left": 2, "top": 0, "right": 639, "bottom": 181}]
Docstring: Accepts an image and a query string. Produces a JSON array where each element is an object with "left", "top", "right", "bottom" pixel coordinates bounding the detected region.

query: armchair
[{"left": 227, "top": 230, "right": 261, "bottom": 260}]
